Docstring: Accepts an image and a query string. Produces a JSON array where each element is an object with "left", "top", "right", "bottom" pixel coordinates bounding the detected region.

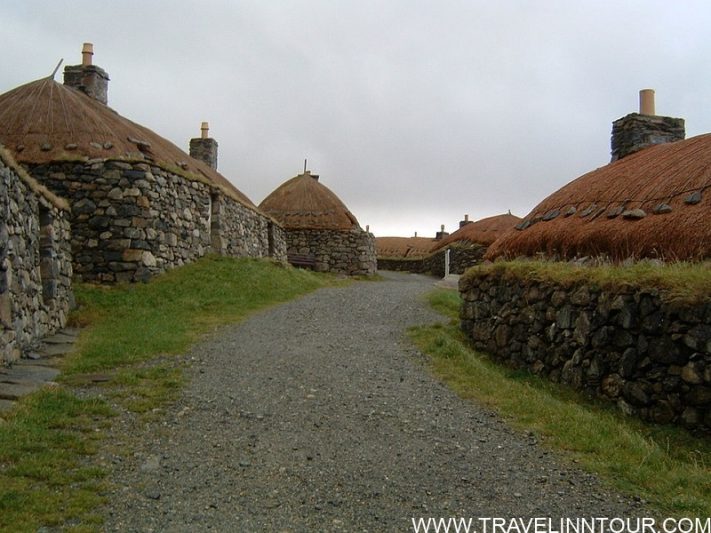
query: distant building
[{"left": 259, "top": 171, "right": 376, "bottom": 275}]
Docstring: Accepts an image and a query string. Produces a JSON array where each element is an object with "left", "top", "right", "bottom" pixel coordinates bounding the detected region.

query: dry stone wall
[
  {"left": 211, "top": 194, "right": 286, "bottom": 261},
  {"left": 29, "top": 160, "right": 285, "bottom": 283},
  {"left": 460, "top": 267, "right": 711, "bottom": 432},
  {"left": 1, "top": 157, "right": 72, "bottom": 364},
  {"left": 377, "top": 243, "right": 486, "bottom": 276},
  {"left": 287, "top": 228, "right": 376, "bottom": 275}
]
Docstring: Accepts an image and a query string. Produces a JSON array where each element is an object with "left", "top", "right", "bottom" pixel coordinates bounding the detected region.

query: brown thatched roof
[
  {"left": 486, "top": 134, "right": 711, "bottom": 261},
  {"left": 375, "top": 236, "right": 438, "bottom": 258},
  {"left": 0, "top": 77, "right": 258, "bottom": 211},
  {"left": 259, "top": 172, "right": 360, "bottom": 230},
  {"left": 0, "top": 144, "right": 69, "bottom": 211},
  {"left": 432, "top": 213, "right": 522, "bottom": 251}
]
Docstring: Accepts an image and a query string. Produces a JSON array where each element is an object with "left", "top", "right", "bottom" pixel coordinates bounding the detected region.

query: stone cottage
[
  {"left": 0, "top": 44, "right": 286, "bottom": 283},
  {"left": 430, "top": 212, "right": 521, "bottom": 272},
  {"left": 487, "top": 90, "right": 709, "bottom": 262},
  {"left": 259, "top": 171, "right": 376, "bottom": 275},
  {"left": 1, "top": 146, "right": 73, "bottom": 364}
]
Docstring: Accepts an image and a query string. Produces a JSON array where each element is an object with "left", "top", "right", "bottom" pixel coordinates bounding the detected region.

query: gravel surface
[{"left": 102, "top": 271, "right": 645, "bottom": 532}]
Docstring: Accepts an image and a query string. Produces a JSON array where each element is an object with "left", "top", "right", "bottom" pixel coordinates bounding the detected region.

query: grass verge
[
  {"left": 410, "top": 288, "right": 711, "bottom": 518},
  {"left": 0, "top": 256, "right": 338, "bottom": 532},
  {"left": 462, "top": 260, "right": 711, "bottom": 302}
]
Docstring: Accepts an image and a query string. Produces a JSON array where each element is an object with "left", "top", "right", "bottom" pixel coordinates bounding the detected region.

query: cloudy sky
[{"left": 2, "top": 1, "right": 711, "bottom": 237}]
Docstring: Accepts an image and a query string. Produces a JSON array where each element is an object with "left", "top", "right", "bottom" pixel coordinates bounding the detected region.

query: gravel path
[{"left": 102, "top": 271, "right": 645, "bottom": 532}]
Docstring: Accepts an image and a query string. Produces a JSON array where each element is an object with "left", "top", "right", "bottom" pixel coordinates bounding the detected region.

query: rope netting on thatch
[
  {"left": 486, "top": 134, "right": 711, "bottom": 261},
  {"left": 375, "top": 236, "right": 439, "bottom": 258},
  {"left": 0, "top": 77, "right": 258, "bottom": 210},
  {"left": 259, "top": 173, "right": 361, "bottom": 231},
  {"left": 432, "top": 213, "right": 521, "bottom": 251}
]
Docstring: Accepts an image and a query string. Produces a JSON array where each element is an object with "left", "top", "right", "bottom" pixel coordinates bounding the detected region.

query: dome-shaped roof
[
  {"left": 259, "top": 172, "right": 360, "bottom": 230},
  {"left": 432, "top": 213, "right": 522, "bottom": 251},
  {"left": 486, "top": 134, "right": 711, "bottom": 261},
  {"left": 0, "top": 77, "right": 256, "bottom": 209},
  {"left": 375, "top": 236, "right": 438, "bottom": 258}
]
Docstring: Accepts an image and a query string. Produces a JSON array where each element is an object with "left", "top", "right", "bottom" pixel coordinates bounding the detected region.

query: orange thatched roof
[
  {"left": 0, "top": 77, "right": 257, "bottom": 210},
  {"left": 432, "top": 213, "right": 522, "bottom": 251},
  {"left": 487, "top": 134, "right": 711, "bottom": 261},
  {"left": 375, "top": 236, "right": 438, "bottom": 258},
  {"left": 259, "top": 172, "right": 360, "bottom": 230}
]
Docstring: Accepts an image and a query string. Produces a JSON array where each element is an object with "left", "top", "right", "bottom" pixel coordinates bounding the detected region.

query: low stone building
[
  {"left": 0, "top": 44, "right": 286, "bottom": 283},
  {"left": 259, "top": 171, "right": 376, "bottom": 275},
  {"left": 1, "top": 146, "right": 73, "bottom": 364},
  {"left": 488, "top": 90, "right": 709, "bottom": 262}
]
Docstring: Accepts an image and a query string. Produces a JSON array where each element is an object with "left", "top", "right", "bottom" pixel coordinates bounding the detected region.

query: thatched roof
[
  {"left": 259, "top": 172, "right": 360, "bottom": 230},
  {"left": 375, "top": 236, "right": 438, "bottom": 258},
  {"left": 0, "top": 77, "right": 259, "bottom": 212},
  {"left": 0, "top": 144, "right": 69, "bottom": 211},
  {"left": 486, "top": 134, "right": 711, "bottom": 261},
  {"left": 432, "top": 213, "right": 522, "bottom": 251}
]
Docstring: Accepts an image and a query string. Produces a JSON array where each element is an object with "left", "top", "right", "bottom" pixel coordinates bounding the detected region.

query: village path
[{"left": 102, "top": 271, "right": 644, "bottom": 532}]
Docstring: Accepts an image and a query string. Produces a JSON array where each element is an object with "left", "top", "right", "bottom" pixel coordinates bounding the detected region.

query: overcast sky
[{"left": 3, "top": 1, "right": 711, "bottom": 237}]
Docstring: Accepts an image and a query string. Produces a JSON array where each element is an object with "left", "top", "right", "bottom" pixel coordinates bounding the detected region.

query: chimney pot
[
  {"left": 464, "top": 214, "right": 469, "bottom": 221},
  {"left": 201, "top": 121, "right": 209, "bottom": 139},
  {"left": 440, "top": 224, "right": 445, "bottom": 232},
  {"left": 81, "top": 42, "right": 94, "bottom": 66},
  {"left": 639, "top": 89, "right": 655, "bottom": 115},
  {"left": 414, "top": 231, "right": 418, "bottom": 238}
]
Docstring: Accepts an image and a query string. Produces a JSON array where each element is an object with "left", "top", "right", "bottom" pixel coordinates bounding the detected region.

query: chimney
[
  {"left": 610, "top": 89, "right": 685, "bottom": 162},
  {"left": 189, "top": 122, "right": 218, "bottom": 169},
  {"left": 459, "top": 214, "right": 472, "bottom": 228},
  {"left": 63, "top": 42, "right": 110, "bottom": 104},
  {"left": 435, "top": 224, "right": 449, "bottom": 241}
]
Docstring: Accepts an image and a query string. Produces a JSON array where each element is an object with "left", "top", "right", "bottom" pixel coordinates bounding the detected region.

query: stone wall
[
  {"left": 377, "top": 243, "right": 486, "bottom": 276},
  {"left": 460, "top": 267, "right": 711, "bottom": 432},
  {"left": 286, "top": 228, "right": 376, "bottom": 275},
  {"left": 28, "top": 160, "right": 285, "bottom": 283},
  {"left": 211, "top": 193, "right": 287, "bottom": 261},
  {"left": 1, "top": 155, "right": 73, "bottom": 364}
]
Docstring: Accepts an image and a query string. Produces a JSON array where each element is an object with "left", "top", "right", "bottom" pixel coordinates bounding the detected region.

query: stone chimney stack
[
  {"left": 435, "top": 224, "right": 449, "bottom": 241},
  {"left": 63, "top": 43, "right": 110, "bottom": 104},
  {"left": 459, "top": 214, "right": 472, "bottom": 228},
  {"left": 610, "top": 89, "right": 685, "bottom": 162},
  {"left": 189, "top": 122, "right": 219, "bottom": 169}
]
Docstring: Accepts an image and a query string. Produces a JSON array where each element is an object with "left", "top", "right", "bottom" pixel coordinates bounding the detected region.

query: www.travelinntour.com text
[{"left": 410, "top": 517, "right": 711, "bottom": 533}]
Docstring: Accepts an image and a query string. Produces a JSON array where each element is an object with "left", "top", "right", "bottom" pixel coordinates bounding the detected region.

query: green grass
[
  {"left": 410, "top": 288, "right": 711, "bottom": 518},
  {"left": 463, "top": 260, "right": 711, "bottom": 302},
  {"left": 0, "top": 256, "right": 338, "bottom": 532}
]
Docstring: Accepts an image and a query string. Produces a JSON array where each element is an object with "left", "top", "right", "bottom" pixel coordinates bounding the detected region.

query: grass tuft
[{"left": 411, "top": 288, "right": 711, "bottom": 517}]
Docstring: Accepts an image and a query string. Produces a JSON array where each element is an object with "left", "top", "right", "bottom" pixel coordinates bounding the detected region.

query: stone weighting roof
[
  {"left": 432, "top": 213, "right": 522, "bottom": 251},
  {"left": 0, "top": 77, "right": 257, "bottom": 210},
  {"left": 486, "top": 133, "right": 711, "bottom": 261},
  {"left": 259, "top": 172, "right": 361, "bottom": 231}
]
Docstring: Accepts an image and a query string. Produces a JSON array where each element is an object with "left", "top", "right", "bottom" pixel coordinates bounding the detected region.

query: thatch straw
[
  {"left": 432, "top": 213, "right": 521, "bottom": 251},
  {"left": 375, "top": 236, "right": 438, "bottom": 258},
  {"left": 487, "top": 134, "right": 711, "bottom": 261},
  {"left": 0, "top": 77, "right": 263, "bottom": 215},
  {"left": 259, "top": 173, "right": 361, "bottom": 230},
  {"left": 0, "top": 144, "right": 69, "bottom": 211}
]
